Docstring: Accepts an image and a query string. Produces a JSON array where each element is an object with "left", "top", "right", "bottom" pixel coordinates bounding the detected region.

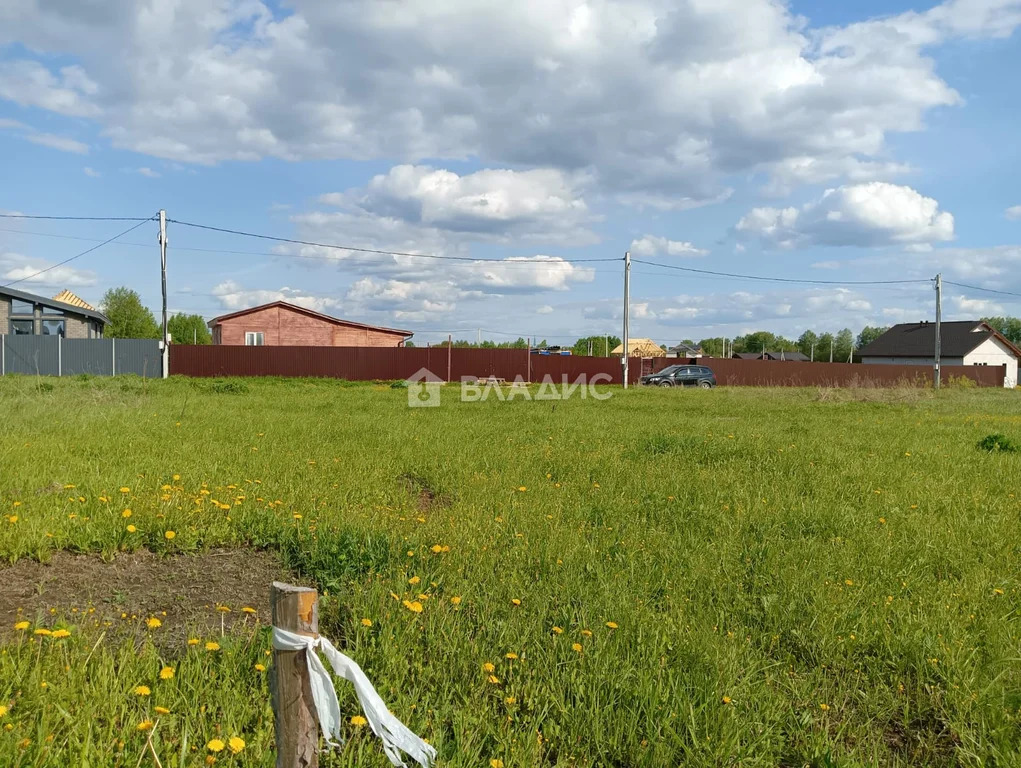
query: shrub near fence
[{"left": 168, "top": 345, "right": 1008, "bottom": 388}]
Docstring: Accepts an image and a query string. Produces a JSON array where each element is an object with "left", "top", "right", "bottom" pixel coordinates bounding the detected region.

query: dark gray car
[{"left": 640, "top": 364, "right": 717, "bottom": 388}]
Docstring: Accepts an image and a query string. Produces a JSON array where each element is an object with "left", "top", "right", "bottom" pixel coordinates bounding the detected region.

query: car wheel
[
  {"left": 699, "top": 380, "right": 713, "bottom": 389},
  {"left": 659, "top": 380, "right": 673, "bottom": 387}
]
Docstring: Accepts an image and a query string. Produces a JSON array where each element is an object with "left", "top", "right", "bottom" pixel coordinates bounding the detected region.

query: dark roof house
[
  {"left": 733, "top": 350, "right": 809, "bottom": 361},
  {"left": 0, "top": 286, "right": 108, "bottom": 339}
]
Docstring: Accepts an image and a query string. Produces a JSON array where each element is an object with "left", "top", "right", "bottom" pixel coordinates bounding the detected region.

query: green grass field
[{"left": 1, "top": 376, "right": 1019, "bottom": 767}]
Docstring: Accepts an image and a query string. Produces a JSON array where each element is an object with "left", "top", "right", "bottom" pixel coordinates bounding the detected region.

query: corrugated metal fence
[
  {"left": 0, "top": 336, "right": 162, "bottom": 377},
  {"left": 169, "top": 346, "right": 1007, "bottom": 387}
]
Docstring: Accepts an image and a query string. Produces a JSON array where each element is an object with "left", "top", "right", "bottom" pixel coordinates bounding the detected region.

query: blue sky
[{"left": 1, "top": 0, "right": 1019, "bottom": 346}]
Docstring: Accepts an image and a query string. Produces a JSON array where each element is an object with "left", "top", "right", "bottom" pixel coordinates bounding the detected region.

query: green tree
[
  {"left": 572, "top": 336, "right": 620, "bottom": 356},
  {"left": 100, "top": 287, "right": 159, "bottom": 339},
  {"left": 167, "top": 313, "right": 211, "bottom": 344},
  {"left": 818, "top": 332, "right": 836, "bottom": 362},
  {"left": 856, "top": 325, "right": 889, "bottom": 350},
  {"left": 733, "top": 331, "right": 796, "bottom": 356},
  {"left": 797, "top": 330, "right": 819, "bottom": 360},
  {"left": 698, "top": 338, "right": 724, "bottom": 357},
  {"left": 834, "top": 328, "right": 854, "bottom": 362},
  {"left": 981, "top": 316, "right": 1021, "bottom": 345}
]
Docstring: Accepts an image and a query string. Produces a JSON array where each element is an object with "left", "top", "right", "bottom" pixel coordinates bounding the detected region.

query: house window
[
  {"left": 42, "top": 304, "right": 62, "bottom": 315},
  {"left": 245, "top": 332, "right": 265, "bottom": 346},
  {"left": 11, "top": 299, "right": 33, "bottom": 315},
  {"left": 10, "top": 319, "right": 33, "bottom": 335},
  {"left": 42, "top": 319, "right": 65, "bottom": 337}
]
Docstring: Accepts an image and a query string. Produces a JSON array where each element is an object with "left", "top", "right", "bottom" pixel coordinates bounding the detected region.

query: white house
[{"left": 859, "top": 321, "right": 1019, "bottom": 388}]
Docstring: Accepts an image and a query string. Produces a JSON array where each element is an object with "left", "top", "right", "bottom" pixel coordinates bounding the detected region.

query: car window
[
  {"left": 699, "top": 367, "right": 712, "bottom": 375},
  {"left": 659, "top": 365, "right": 681, "bottom": 376}
]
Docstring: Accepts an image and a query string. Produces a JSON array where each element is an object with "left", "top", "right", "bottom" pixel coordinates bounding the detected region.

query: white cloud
[
  {"left": 1006, "top": 205, "right": 1021, "bottom": 221},
  {"left": 0, "top": 252, "right": 97, "bottom": 287},
  {"left": 83, "top": 166, "right": 100, "bottom": 177},
  {"left": 629, "top": 235, "right": 707, "bottom": 258},
  {"left": 210, "top": 280, "right": 341, "bottom": 313},
  {"left": 322, "top": 165, "right": 596, "bottom": 244},
  {"left": 0, "top": 0, "right": 1013, "bottom": 204},
  {"left": 736, "top": 182, "right": 954, "bottom": 248},
  {"left": 24, "top": 132, "right": 89, "bottom": 154},
  {"left": 137, "top": 167, "right": 160, "bottom": 178},
  {"left": 536, "top": 305, "right": 554, "bottom": 314},
  {"left": 952, "top": 295, "right": 1003, "bottom": 315}
]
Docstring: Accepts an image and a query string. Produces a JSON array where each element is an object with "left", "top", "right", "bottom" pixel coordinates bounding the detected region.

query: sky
[{"left": 1, "top": 0, "right": 1020, "bottom": 347}]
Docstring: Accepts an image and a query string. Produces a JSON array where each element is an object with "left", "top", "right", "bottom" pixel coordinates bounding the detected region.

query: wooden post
[{"left": 271, "top": 581, "right": 320, "bottom": 768}]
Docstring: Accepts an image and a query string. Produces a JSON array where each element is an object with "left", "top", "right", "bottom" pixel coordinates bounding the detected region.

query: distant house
[
  {"left": 610, "top": 338, "right": 666, "bottom": 358},
  {"left": 667, "top": 341, "right": 703, "bottom": 358},
  {"left": 0, "top": 286, "right": 107, "bottom": 338},
  {"left": 733, "top": 350, "right": 809, "bottom": 361},
  {"left": 207, "top": 301, "right": 413, "bottom": 347},
  {"left": 859, "top": 321, "right": 1019, "bottom": 388}
]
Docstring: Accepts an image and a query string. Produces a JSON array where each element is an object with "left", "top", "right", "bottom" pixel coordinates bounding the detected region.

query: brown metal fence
[{"left": 169, "top": 346, "right": 1006, "bottom": 387}]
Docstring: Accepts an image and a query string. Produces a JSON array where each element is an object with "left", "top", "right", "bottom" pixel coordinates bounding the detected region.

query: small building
[
  {"left": 0, "top": 286, "right": 107, "bottom": 338},
  {"left": 610, "top": 338, "right": 666, "bottom": 357},
  {"left": 667, "top": 341, "right": 703, "bottom": 358},
  {"left": 733, "top": 350, "right": 809, "bottom": 361},
  {"left": 207, "top": 301, "right": 413, "bottom": 347},
  {"left": 859, "top": 321, "right": 1019, "bottom": 388}
]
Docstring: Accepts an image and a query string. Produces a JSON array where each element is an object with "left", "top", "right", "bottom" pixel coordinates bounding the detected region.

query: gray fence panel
[
  {"left": 62, "top": 339, "right": 115, "bottom": 376},
  {"left": 114, "top": 339, "right": 162, "bottom": 378},
  {"left": 3, "top": 336, "right": 60, "bottom": 375}
]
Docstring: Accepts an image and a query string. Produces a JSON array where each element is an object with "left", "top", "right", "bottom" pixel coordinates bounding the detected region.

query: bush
[{"left": 977, "top": 433, "right": 1019, "bottom": 453}]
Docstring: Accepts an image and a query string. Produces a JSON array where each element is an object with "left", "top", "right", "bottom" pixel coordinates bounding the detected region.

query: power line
[
  {"left": 1, "top": 217, "right": 155, "bottom": 288},
  {"left": 166, "top": 217, "right": 620, "bottom": 265},
  {"left": 943, "top": 280, "right": 1021, "bottom": 299},
  {"left": 630, "top": 258, "right": 930, "bottom": 287},
  {"left": 0, "top": 214, "right": 152, "bottom": 222}
]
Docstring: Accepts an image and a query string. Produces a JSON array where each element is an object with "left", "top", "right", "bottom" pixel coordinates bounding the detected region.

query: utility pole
[
  {"left": 622, "top": 251, "right": 631, "bottom": 389},
  {"left": 934, "top": 272, "right": 942, "bottom": 390},
  {"left": 830, "top": 338, "right": 834, "bottom": 363},
  {"left": 158, "top": 210, "right": 168, "bottom": 379},
  {"left": 477, "top": 328, "right": 481, "bottom": 347},
  {"left": 604, "top": 334, "right": 608, "bottom": 357},
  {"left": 810, "top": 342, "right": 815, "bottom": 362}
]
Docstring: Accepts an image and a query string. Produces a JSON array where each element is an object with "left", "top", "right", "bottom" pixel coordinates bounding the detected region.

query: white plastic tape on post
[{"left": 272, "top": 627, "right": 436, "bottom": 768}]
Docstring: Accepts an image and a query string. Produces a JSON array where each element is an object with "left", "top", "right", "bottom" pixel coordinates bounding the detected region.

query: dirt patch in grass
[
  {"left": 399, "top": 472, "right": 452, "bottom": 513},
  {"left": 0, "top": 548, "right": 308, "bottom": 645}
]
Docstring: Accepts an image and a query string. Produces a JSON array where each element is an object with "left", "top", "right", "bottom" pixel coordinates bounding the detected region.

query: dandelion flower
[
  {"left": 137, "top": 720, "right": 153, "bottom": 732},
  {"left": 430, "top": 545, "right": 443, "bottom": 554},
  {"left": 350, "top": 716, "right": 367, "bottom": 727},
  {"left": 241, "top": 606, "right": 256, "bottom": 615},
  {"left": 119, "top": 487, "right": 131, "bottom": 494},
  {"left": 147, "top": 617, "right": 162, "bottom": 629},
  {"left": 135, "top": 686, "right": 151, "bottom": 696},
  {"left": 126, "top": 525, "right": 137, "bottom": 533},
  {"left": 487, "top": 675, "right": 500, "bottom": 685},
  {"left": 188, "top": 638, "right": 199, "bottom": 646},
  {"left": 572, "top": 643, "right": 583, "bottom": 653},
  {"left": 216, "top": 605, "right": 231, "bottom": 613},
  {"left": 361, "top": 618, "right": 373, "bottom": 627},
  {"left": 254, "top": 663, "right": 266, "bottom": 672},
  {"left": 580, "top": 629, "right": 592, "bottom": 637},
  {"left": 122, "top": 509, "right": 132, "bottom": 518},
  {"left": 164, "top": 530, "right": 176, "bottom": 540},
  {"left": 483, "top": 662, "right": 495, "bottom": 673},
  {"left": 34, "top": 628, "right": 52, "bottom": 636},
  {"left": 160, "top": 667, "right": 174, "bottom": 680},
  {"left": 994, "top": 588, "right": 1004, "bottom": 595},
  {"left": 722, "top": 696, "right": 732, "bottom": 704},
  {"left": 511, "top": 598, "right": 521, "bottom": 606},
  {"left": 505, "top": 653, "right": 518, "bottom": 660},
  {"left": 844, "top": 579, "right": 853, "bottom": 587},
  {"left": 491, "top": 760, "right": 505, "bottom": 768},
  {"left": 552, "top": 626, "right": 563, "bottom": 635},
  {"left": 14, "top": 621, "right": 30, "bottom": 631},
  {"left": 402, "top": 600, "right": 424, "bottom": 614},
  {"left": 51, "top": 629, "right": 71, "bottom": 639},
  {"left": 207, "top": 739, "right": 225, "bottom": 753},
  {"left": 450, "top": 596, "right": 462, "bottom": 606},
  {"left": 0, "top": 705, "right": 7, "bottom": 718},
  {"left": 228, "top": 737, "right": 245, "bottom": 754},
  {"left": 205, "top": 641, "right": 220, "bottom": 652},
  {"left": 408, "top": 576, "right": 421, "bottom": 585},
  {"left": 819, "top": 703, "right": 830, "bottom": 711},
  {"left": 517, "top": 486, "right": 527, "bottom": 492},
  {"left": 606, "top": 622, "right": 618, "bottom": 629}
]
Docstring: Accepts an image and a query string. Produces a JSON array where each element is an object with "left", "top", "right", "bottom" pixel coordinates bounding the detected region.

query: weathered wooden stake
[{"left": 271, "top": 581, "right": 320, "bottom": 768}]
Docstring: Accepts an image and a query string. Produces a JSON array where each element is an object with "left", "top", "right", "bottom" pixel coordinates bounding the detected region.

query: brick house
[
  {"left": 207, "top": 301, "right": 413, "bottom": 347},
  {"left": 0, "top": 286, "right": 107, "bottom": 338}
]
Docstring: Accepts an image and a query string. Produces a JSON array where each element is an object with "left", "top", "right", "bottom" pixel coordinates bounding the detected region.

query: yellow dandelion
[
  {"left": 216, "top": 605, "right": 231, "bottom": 613},
  {"left": 402, "top": 600, "right": 424, "bottom": 614},
  {"left": 487, "top": 674, "right": 500, "bottom": 685},
  {"left": 34, "top": 628, "right": 52, "bottom": 636},
  {"left": 0, "top": 705, "right": 7, "bottom": 718},
  {"left": 154, "top": 706, "right": 171, "bottom": 715},
  {"left": 819, "top": 703, "right": 830, "bottom": 711},
  {"left": 430, "top": 544, "right": 443, "bottom": 554},
  {"left": 572, "top": 643, "right": 583, "bottom": 653},
  {"left": 993, "top": 588, "right": 1004, "bottom": 595},
  {"left": 146, "top": 617, "right": 162, "bottom": 629},
  {"left": 879, "top": 517, "right": 886, "bottom": 524},
  {"left": 491, "top": 760, "right": 505, "bottom": 768},
  {"left": 241, "top": 606, "right": 256, "bottom": 615},
  {"left": 552, "top": 626, "right": 563, "bottom": 635},
  {"left": 119, "top": 487, "right": 131, "bottom": 493},
  {"left": 122, "top": 509, "right": 132, "bottom": 518},
  {"left": 205, "top": 641, "right": 220, "bottom": 652},
  {"left": 361, "top": 618, "right": 373, "bottom": 627},
  {"left": 160, "top": 666, "right": 174, "bottom": 680},
  {"left": 188, "top": 637, "right": 199, "bottom": 646},
  {"left": 134, "top": 685, "right": 151, "bottom": 696},
  {"left": 164, "top": 530, "right": 176, "bottom": 540},
  {"left": 137, "top": 720, "right": 153, "bottom": 732},
  {"left": 844, "top": 579, "right": 853, "bottom": 586},
  {"left": 580, "top": 629, "right": 592, "bottom": 637},
  {"left": 7, "top": 516, "right": 17, "bottom": 524},
  {"left": 228, "top": 737, "right": 245, "bottom": 754},
  {"left": 517, "top": 486, "right": 527, "bottom": 492},
  {"left": 51, "top": 629, "right": 71, "bottom": 639},
  {"left": 606, "top": 622, "right": 618, "bottom": 629},
  {"left": 450, "top": 596, "right": 462, "bottom": 606},
  {"left": 505, "top": 652, "right": 518, "bottom": 660},
  {"left": 126, "top": 524, "right": 137, "bottom": 533},
  {"left": 722, "top": 696, "right": 732, "bottom": 704},
  {"left": 14, "top": 621, "right": 30, "bottom": 631},
  {"left": 483, "top": 662, "right": 495, "bottom": 673},
  {"left": 350, "top": 716, "right": 367, "bottom": 727},
  {"left": 511, "top": 598, "right": 521, "bottom": 606},
  {"left": 254, "top": 663, "right": 266, "bottom": 672},
  {"left": 207, "top": 739, "right": 225, "bottom": 753},
  {"left": 408, "top": 576, "right": 421, "bottom": 585}
]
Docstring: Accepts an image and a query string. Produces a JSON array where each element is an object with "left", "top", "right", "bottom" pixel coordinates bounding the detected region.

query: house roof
[
  {"left": 51, "top": 289, "right": 95, "bottom": 310},
  {"left": 207, "top": 301, "right": 413, "bottom": 337},
  {"left": 765, "top": 350, "right": 809, "bottom": 361},
  {"left": 668, "top": 341, "right": 702, "bottom": 354},
  {"left": 610, "top": 338, "right": 666, "bottom": 357},
  {"left": 858, "top": 321, "right": 1021, "bottom": 359},
  {"left": 1, "top": 285, "right": 108, "bottom": 324}
]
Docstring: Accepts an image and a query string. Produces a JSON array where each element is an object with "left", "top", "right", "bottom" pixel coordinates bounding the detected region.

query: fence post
[
  {"left": 271, "top": 581, "right": 320, "bottom": 768},
  {"left": 1, "top": 334, "right": 4, "bottom": 376},
  {"left": 112, "top": 338, "right": 116, "bottom": 376},
  {"left": 57, "top": 336, "right": 62, "bottom": 377}
]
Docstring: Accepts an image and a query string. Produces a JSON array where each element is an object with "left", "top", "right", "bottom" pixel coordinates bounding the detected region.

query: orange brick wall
[{"left": 214, "top": 305, "right": 407, "bottom": 347}]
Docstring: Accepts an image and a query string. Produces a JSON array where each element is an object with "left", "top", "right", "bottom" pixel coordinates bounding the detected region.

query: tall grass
[{"left": 1, "top": 376, "right": 1019, "bottom": 766}]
